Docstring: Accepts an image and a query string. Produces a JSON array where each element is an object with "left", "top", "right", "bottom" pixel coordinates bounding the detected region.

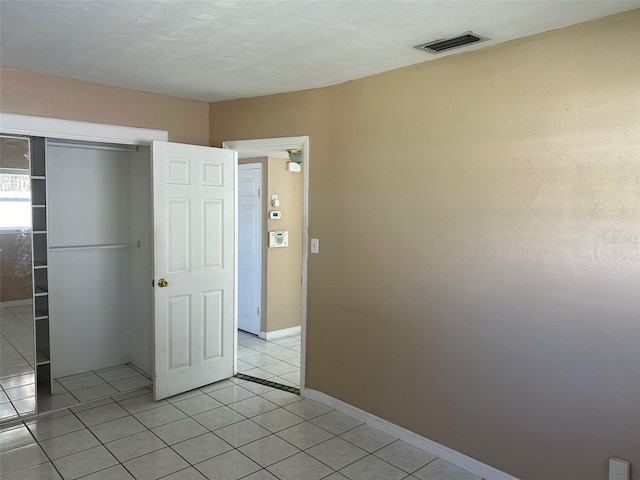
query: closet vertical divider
[{"left": 31, "top": 137, "right": 52, "bottom": 395}]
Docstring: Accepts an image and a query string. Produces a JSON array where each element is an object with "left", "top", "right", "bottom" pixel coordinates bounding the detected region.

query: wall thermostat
[
  {"left": 269, "top": 231, "right": 288, "bottom": 248},
  {"left": 269, "top": 211, "right": 282, "bottom": 220}
]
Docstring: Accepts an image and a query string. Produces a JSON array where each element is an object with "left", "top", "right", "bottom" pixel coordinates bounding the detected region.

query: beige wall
[
  {"left": 0, "top": 233, "right": 32, "bottom": 302},
  {"left": 211, "top": 11, "right": 640, "bottom": 480},
  {"left": 239, "top": 157, "right": 303, "bottom": 334},
  {"left": 0, "top": 137, "right": 32, "bottom": 302},
  {"left": 267, "top": 157, "right": 303, "bottom": 332},
  {"left": 0, "top": 68, "right": 209, "bottom": 145}
]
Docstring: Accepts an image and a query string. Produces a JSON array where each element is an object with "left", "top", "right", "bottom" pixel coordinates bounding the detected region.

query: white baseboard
[
  {"left": 304, "top": 389, "right": 520, "bottom": 480},
  {"left": 259, "top": 325, "right": 301, "bottom": 340}
]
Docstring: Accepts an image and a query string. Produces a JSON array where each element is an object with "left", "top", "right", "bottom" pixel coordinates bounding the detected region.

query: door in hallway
[{"left": 238, "top": 163, "right": 262, "bottom": 335}]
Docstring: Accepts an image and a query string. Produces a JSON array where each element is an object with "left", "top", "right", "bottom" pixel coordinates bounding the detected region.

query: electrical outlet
[{"left": 609, "top": 457, "right": 630, "bottom": 480}]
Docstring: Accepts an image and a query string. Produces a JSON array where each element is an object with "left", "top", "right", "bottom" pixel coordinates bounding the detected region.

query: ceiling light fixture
[{"left": 286, "top": 148, "right": 303, "bottom": 172}]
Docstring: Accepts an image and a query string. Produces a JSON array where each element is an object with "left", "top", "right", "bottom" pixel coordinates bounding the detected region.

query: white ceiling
[{"left": 1, "top": 1, "right": 638, "bottom": 102}]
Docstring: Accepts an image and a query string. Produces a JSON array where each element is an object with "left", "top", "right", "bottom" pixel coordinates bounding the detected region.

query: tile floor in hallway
[
  {"left": 0, "top": 377, "right": 485, "bottom": 480},
  {"left": 236, "top": 331, "right": 300, "bottom": 389}
]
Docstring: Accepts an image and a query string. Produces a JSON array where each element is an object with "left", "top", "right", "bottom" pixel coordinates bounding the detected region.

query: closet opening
[{"left": 39, "top": 138, "right": 153, "bottom": 412}]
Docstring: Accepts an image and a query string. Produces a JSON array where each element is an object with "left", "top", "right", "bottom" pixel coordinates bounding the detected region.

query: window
[{"left": 0, "top": 169, "right": 32, "bottom": 231}]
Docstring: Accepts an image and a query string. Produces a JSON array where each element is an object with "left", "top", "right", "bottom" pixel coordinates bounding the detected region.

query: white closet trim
[{"left": 0, "top": 113, "right": 168, "bottom": 145}]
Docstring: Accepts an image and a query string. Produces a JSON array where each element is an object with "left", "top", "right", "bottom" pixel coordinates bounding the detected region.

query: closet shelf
[
  {"left": 33, "top": 262, "right": 47, "bottom": 269},
  {"left": 50, "top": 241, "right": 141, "bottom": 252},
  {"left": 32, "top": 204, "right": 46, "bottom": 208},
  {"left": 36, "top": 351, "right": 50, "bottom": 366},
  {"left": 31, "top": 175, "right": 46, "bottom": 180}
]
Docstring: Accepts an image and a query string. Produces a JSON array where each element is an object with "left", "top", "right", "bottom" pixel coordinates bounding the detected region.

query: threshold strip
[{"left": 235, "top": 373, "right": 300, "bottom": 395}]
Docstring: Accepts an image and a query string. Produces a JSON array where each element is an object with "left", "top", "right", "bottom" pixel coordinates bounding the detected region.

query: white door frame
[
  {"left": 222, "top": 136, "right": 309, "bottom": 394},
  {"left": 0, "top": 113, "right": 168, "bottom": 145}
]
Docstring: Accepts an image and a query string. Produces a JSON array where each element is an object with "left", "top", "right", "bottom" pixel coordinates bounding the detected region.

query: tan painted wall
[
  {"left": 0, "top": 137, "right": 32, "bottom": 302},
  {"left": 211, "top": 11, "right": 640, "bottom": 480},
  {"left": 267, "top": 157, "right": 303, "bottom": 332},
  {"left": 0, "top": 233, "right": 32, "bottom": 302},
  {"left": 0, "top": 68, "right": 209, "bottom": 145},
  {"left": 239, "top": 157, "right": 303, "bottom": 334}
]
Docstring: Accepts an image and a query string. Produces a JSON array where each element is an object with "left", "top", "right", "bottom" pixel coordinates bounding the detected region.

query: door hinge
[
  {"left": 258, "top": 188, "right": 261, "bottom": 197},
  {"left": 257, "top": 307, "right": 260, "bottom": 316},
  {"left": 151, "top": 279, "right": 154, "bottom": 287}
]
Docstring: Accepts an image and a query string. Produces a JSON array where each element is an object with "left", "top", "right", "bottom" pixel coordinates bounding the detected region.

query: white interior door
[
  {"left": 152, "top": 141, "right": 237, "bottom": 400},
  {"left": 238, "top": 164, "right": 262, "bottom": 335}
]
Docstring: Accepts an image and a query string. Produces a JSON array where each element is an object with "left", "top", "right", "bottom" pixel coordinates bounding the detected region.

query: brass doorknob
[{"left": 158, "top": 278, "right": 169, "bottom": 288}]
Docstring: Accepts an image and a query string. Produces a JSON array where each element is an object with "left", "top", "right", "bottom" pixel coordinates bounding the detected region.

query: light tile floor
[
  {"left": 39, "top": 365, "right": 153, "bottom": 414},
  {"left": 2, "top": 319, "right": 293, "bottom": 422},
  {"left": 237, "top": 331, "right": 300, "bottom": 389},
  {"left": 0, "top": 378, "right": 485, "bottom": 480},
  {"left": 0, "top": 304, "right": 37, "bottom": 421}
]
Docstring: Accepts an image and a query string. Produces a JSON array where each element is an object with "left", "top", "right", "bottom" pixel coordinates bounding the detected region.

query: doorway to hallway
[{"left": 225, "top": 136, "right": 309, "bottom": 392}]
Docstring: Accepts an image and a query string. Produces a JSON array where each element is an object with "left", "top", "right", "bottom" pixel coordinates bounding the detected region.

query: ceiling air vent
[{"left": 415, "top": 32, "right": 485, "bottom": 54}]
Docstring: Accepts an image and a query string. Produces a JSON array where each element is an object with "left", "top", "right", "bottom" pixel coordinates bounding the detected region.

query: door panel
[
  {"left": 203, "top": 290, "right": 223, "bottom": 358},
  {"left": 203, "top": 200, "right": 223, "bottom": 268},
  {"left": 168, "top": 295, "right": 190, "bottom": 369},
  {"left": 153, "top": 141, "right": 236, "bottom": 400},
  {"left": 168, "top": 199, "right": 190, "bottom": 272}
]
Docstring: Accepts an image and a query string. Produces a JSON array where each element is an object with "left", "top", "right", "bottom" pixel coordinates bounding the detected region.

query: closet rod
[
  {"left": 50, "top": 241, "right": 141, "bottom": 252},
  {"left": 46, "top": 140, "right": 139, "bottom": 152}
]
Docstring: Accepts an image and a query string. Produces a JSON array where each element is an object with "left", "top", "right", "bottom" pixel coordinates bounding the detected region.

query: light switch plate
[{"left": 310, "top": 238, "right": 319, "bottom": 254}]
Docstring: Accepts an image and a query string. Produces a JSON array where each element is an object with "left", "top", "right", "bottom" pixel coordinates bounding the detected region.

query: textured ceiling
[{"left": 1, "top": 1, "right": 638, "bottom": 102}]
